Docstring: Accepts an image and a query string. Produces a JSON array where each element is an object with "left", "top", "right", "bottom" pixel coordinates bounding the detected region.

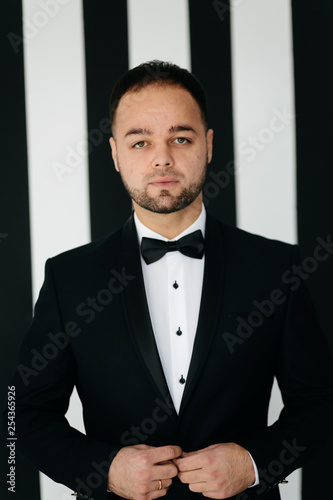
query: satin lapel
[
  {"left": 119, "top": 214, "right": 172, "bottom": 404},
  {"left": 180, "top": 213, "right": 225, "bottom": 414}
]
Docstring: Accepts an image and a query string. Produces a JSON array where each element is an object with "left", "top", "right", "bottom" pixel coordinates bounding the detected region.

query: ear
[
  {"left": 206, "top": 129, "right": 214, "bottom": 164},
  {"left": 109, "top": 137, "right": 119, "bottom": 171}
]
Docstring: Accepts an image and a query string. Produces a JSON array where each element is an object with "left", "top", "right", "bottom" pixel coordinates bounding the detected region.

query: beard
[{"left": 118, "top": 158, "right": 208, "bottom": 214}]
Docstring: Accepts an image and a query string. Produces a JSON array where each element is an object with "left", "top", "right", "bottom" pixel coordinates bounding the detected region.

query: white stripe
[
  {"left": 22, "top": 1, "right": 88, "bottom": 499},
  {"left": 231, "top": 0, "right": 297, "bottom": 245},
  {"left": 127, "top": 0, "right": 191, "bottom": 70},
  {"left": 231, "top": 2, "right": 300, "bottom": 499}
]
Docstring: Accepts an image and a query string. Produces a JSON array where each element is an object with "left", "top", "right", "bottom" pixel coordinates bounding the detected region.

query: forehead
[{"left": 113, "top": 84, "right": 203, "bottom": 134}]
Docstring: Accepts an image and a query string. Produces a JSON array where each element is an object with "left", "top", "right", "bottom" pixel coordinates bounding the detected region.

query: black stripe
[
  {"left": 292, "top": 1, "right": 333, "bottom": 498},
  {"left": 0, "top": 1, "right": 40, "bottom": 499},
  {"left": 83, "top": 0, "right": 131, "bottom": 241},
  {"left": 189, "top": 0, "right": 236, "bottom": 225}
]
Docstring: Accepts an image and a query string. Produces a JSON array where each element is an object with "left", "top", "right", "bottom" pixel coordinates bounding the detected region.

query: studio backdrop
[{"left": 1, "top": 1, "right": 332, "bottom": 500}]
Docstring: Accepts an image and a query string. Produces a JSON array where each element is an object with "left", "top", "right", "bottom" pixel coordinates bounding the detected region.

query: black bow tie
[{"left": 141, "top": 230, "right": 205, "bottom": 265}]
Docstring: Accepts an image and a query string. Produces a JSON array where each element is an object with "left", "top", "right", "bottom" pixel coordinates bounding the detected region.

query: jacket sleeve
[
  {"left": 238, "top": 245, "right": 333, "bottom": 497},
  {"left": 2, "top": 259, "right": 120, "bottom": 500}
]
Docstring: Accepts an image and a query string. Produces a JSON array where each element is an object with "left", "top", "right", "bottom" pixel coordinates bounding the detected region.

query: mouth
[{"left": 148, "top": 176, "right": 180, "bottom": 188}]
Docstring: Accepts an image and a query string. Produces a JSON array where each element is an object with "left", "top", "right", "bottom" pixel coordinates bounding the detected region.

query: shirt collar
[{"left": 134, "top": 204, "right": 206, "bottom": 243}]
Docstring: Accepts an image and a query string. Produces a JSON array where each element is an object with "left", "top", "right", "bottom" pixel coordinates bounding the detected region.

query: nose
[{"left": 152, "top": 145, "right": 174, "bottom": 168}]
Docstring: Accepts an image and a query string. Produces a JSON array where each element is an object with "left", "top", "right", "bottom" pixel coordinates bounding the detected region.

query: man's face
[{"left": 110, "top": 84, "right": 213, "bottom": 215}]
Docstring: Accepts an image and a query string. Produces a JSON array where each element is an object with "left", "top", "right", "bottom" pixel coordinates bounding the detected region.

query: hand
[
  {"left": 108, "top": 444, "right": 182, "bottom": 500},
  {"left": 173, "top": 443, "right": 255, "bottom": 499}
]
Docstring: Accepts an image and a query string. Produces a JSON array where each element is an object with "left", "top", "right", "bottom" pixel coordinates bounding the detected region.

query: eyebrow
[
  {"left": 124, "top": 127, "right": 153, "bottom": 138},
  {"left": 124, "top": 124, "right": 197, "bottom": 139},
  {"left": 168, "top": 125, "right": 196, "bottom": 134}
]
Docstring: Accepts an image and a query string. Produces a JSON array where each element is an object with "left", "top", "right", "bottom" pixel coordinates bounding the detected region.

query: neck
[{"left": 133, "top": 196, "right": 203, "bottom": 239}]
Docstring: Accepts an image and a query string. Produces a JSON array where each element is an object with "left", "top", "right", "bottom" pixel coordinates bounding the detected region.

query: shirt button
[
  {"left": 176, "top": 328, "right": 182, "bottom": 336},
  {"left": 173, "top": 281, "right": 179, "bottom": 289},
  {"left": 179, "top": 375, "right": 186, "bottom": 385}
]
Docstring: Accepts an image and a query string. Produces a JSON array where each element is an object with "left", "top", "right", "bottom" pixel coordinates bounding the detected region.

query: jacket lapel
[
  {"left": 119, "top": 214, "right": 172, "bottom": 405},
  {"left": 180, "top": 213, "right": 225, "bottom": 414}
]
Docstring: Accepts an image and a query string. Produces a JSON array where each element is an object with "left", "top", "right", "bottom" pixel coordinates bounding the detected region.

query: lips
[{"left": 148, "top": 176, "right": 179, "bottom": 188}]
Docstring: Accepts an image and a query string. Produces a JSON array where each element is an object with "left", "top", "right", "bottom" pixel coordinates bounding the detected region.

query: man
[{"left": 3, "top": 61, "right": 333, "bottom": 500}]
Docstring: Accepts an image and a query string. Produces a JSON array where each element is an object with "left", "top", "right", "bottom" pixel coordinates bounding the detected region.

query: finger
[
  {"left": 146, "top": 479, "right": 172, "bottom": 500},
  {"left": 150, "top": 445, "right": 182, "bottom": 464},
  {"left": 181, "top": 449, "right": 199, "bottom": 457},
  {"left": 153, "top": 478, "right": 172, "bottom": 491},
  {"left": 188, "top": 481, "right": 208, "bottom": 494},
  {"left": 174, "top": 453, "right": 203, "bottom": 471},
  {"left": 153, "top": 462, "right": 179, "bottom": 480},
  {"left": 178, "top": 469, "right": 206, "bottom": 484}
]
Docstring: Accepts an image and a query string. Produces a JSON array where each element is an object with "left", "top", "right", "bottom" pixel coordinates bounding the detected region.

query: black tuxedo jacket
[{"left": 4, "top": 213, "right": 333, "bottom": 500}]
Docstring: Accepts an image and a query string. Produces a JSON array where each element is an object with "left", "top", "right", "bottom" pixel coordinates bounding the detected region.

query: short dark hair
[{"left": 109, "top": 60, "right": 208, "bottom": 135}]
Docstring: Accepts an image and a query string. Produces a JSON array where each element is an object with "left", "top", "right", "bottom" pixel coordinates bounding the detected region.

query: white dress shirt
[{"left": 134, "top": 206, "right": 206, "bottom": 414}]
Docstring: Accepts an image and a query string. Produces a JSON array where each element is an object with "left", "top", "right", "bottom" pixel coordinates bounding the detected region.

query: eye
[
  {"left": 175, "top": 137, "right": 189, "bottom": 144},
  {"left": 134, "top": 141, "right": 146, "bottom": 148}
]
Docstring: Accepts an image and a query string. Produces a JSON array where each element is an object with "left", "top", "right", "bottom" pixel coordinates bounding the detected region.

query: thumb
[{"left": 181, "top": 449, "right": 201, "bottom": 457}]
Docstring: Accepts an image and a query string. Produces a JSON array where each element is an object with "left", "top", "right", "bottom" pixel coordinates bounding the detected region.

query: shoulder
[
  {"left": 222, "top": 219, "right": 293, "bottom": 250},
  {"left": 207, "top": 212, "right": 297, "bottom": 269},
  {"left": 51, "top": 227, "right": 123, "bottom": 265},
  {"left": 44, "top": 222, "right": 129, "bottom": 287}
]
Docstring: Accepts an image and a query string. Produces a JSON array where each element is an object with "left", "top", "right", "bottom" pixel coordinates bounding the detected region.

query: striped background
[{"left": 1, "top": 1, "right": 332, "bottom": 499}]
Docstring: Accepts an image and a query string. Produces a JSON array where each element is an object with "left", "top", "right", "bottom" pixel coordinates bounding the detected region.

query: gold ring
[{"left": 158, "top": 480, "right": 162, "bottom": 490}]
